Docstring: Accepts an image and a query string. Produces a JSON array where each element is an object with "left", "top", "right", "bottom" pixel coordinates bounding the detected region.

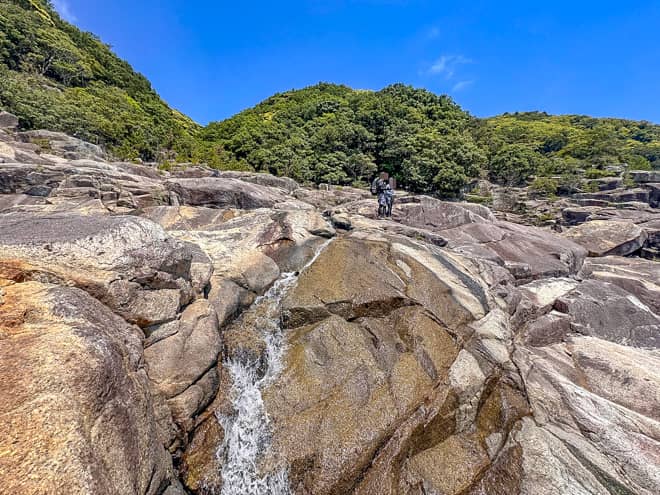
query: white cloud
[
  {"left": 52, "top": 0, "right": 77, "bottom": 23},
  {"left": 452, "top": 80, "right": 475, "bottom": 92},
  {"left": 428, "top": 54, "right": 472, "bottom": 79}
]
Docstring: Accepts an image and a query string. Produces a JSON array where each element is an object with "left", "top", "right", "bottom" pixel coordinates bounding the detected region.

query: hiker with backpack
[{"left": 371, "top": 172, "right": 395, "bottom": 219}]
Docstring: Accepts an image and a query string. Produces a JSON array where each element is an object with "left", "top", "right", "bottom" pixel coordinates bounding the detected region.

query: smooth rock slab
[
  {"left": 166, "top": 177, "right": 294, "bottom": 209},
  {"left": 563, "top": 220, "right": 647, "bottom": 256}
]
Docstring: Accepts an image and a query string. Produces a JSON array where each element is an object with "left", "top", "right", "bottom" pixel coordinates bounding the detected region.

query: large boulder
[
  {"left": 563, "top": 220, "right": 648, "bottom": 256},
  {"left": 0, "top": 281, "right": 176, "bottom": 494},
  {"left": 166, "top": 177, "right": 300, "bottom": 209},
  {"left": 259, "top": 235, "right": 521, "bottom": 494},
  {"left": 0, "top": 213, "right": 195, "bottom": 327},
  {"left": 180, "top": 233, "right": 531, "bottom": 495},
  {"left": 144, "top": 300, "right": 221, "bottom": 441},
  {"left": 0, "top": 110, "right": 19, "bottom": 129}
]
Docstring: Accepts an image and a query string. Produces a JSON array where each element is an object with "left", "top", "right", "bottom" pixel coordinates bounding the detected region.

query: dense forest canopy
[
  {"left": 0, "top": 0, "right": 198, "bottom": 160},
  {"left": 476, "top": 112, "right": 660, "bottom": 186},
  {"left": 199, "top": 83, "right": 485, "bottom": 196},
  {"left": 1, "top": 0, "right": 659, "bottom": 197},
  {"left": 200, "top": 86, "right": 660, "bottom": 195}
]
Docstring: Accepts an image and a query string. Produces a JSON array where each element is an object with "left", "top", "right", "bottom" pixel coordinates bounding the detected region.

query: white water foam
[{"left": 216, "top": 241, "right": 331, "bottom": 495}]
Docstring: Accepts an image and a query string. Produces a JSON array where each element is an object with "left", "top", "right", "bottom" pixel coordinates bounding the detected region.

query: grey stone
[{"left": 0, "top": 111, "right": 19, "bottom": 129}]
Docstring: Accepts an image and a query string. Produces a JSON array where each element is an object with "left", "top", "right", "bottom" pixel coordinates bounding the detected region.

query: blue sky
[{"left": 52, "top": 0, "right": 660, "bottom": 125}]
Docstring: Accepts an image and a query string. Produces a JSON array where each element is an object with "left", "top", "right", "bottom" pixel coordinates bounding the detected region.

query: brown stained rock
[
  {"left": 261, "top": 308, "right": 459, "bottom": 495},
  {"left": 466, "top": 443, "right": 524, "bottom": 495},
  {"left": 563, "top": 220, "right": 648, "bottom": 257},
  {"left": 0, "top": 282, "right": 173, "bottom": 495},
  {"left": 352, "top": 386, "right": 458, "bottom": 495},
  {"left": 283, "top": 235, "right": 490, "bottom": 332},
  {"left": 402, "top": 434, "right": 490, "bottom": 495},
  {"left": 282, "top": 236, "right": 409, "bottom": 328},
  {"left": 180, "top": 365, "right": 234, "bottom": 494},
  {"left": 263, "top": 316, "right": 403, "bottom": 494},
  {"left": 181, "top": 418, "right": 225, "bottom": 494},
  {"left": 475, "top": 382, "right": 530, "bottom": 443}
]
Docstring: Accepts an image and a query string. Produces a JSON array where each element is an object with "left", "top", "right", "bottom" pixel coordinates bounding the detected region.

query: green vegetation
[
  {"left": 0, "top": 0, "right": 198, "bottom": 160},
  {"left": 475, "top": 112, "right": 660, "bottom": 187},
  {"left": 1, "top": 1, "right": 659, "bottom": 196},
  {"left": 530, "top": 177, "right": 559, "bottom": 197},
  {"left": 198, "top": 83, "right": 484, "bottom": 196},
  {"left": 201, "top": 93, "right": 660, "bottom": 196}
]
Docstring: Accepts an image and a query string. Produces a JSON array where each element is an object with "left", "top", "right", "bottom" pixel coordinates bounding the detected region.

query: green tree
[{"left": 489, "top": 144, "right": 544, "bottom": 186}]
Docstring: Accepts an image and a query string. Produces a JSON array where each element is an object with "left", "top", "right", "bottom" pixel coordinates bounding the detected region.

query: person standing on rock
[
  {"left": 371, "top": 171, "right": 392, "bottom": 219},
  {"left": 385, "top": 176, "right": 395, "bottom": 218}
]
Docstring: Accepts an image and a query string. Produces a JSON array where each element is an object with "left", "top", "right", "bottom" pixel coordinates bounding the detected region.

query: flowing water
[{"left": 216, "top": 241, "right": 331, "bottom": 495}]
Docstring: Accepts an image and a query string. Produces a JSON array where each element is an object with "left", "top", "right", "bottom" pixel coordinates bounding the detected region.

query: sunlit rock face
[
  {"left": 0, "top": 281, "right": 175, "bottom": 495},
  {"left": 0, "top": 129, "right": 659, "bottom": 495}
]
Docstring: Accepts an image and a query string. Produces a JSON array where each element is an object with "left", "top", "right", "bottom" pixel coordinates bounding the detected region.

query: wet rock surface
[{"left": 0, "top": 130, "right": 658, "bottom": 495}]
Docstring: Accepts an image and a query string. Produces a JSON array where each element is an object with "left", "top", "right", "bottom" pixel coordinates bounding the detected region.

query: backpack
[{"left": 370, "top": 179, "right": 379, "bottom": 195}]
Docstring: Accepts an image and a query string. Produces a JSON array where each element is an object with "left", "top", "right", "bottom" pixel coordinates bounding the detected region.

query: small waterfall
[{"left": 216, "top": 241, "right": 331, "bottom": 495}]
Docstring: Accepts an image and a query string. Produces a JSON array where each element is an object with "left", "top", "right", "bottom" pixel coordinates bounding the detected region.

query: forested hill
[
  {"left": 0, "top": 0, "right": 198, "bottom": 160},
  {"left": 199, "top": 83, "right": 485, "bottom": 196},
  {"left": 476, "top": 112, "right": 660, "bottom": 186},
  {"left": 201, "top": 84, "right": 660, "bottom": 195}
]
